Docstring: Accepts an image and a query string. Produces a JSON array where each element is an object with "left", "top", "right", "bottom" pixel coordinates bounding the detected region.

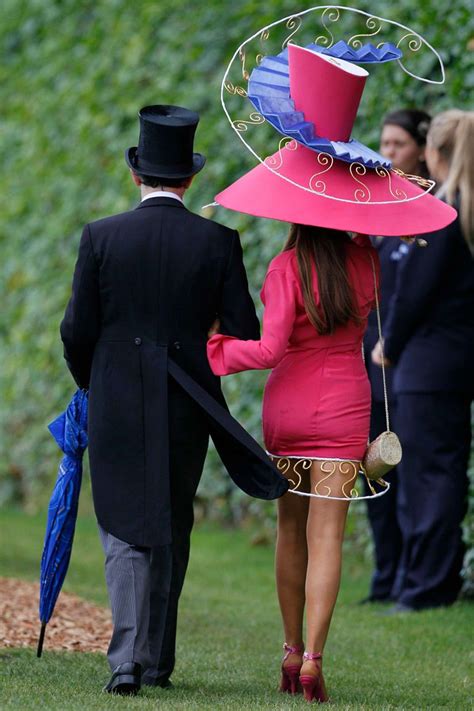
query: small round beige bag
[{"left": 362, "top": 253, "right": 402, "bottom": 480}]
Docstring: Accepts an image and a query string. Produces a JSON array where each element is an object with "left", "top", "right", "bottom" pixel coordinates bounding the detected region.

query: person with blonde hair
[
  {"left": 372, "top": 109, "right": 474, "bottom": 612},
  {"left": 427, "top": 110, "right": 474, "bottom": 246}
]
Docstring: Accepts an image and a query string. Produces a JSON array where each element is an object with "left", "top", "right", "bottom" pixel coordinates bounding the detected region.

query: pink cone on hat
[{"left": 288, "top": 45, "right": 367, "bottom": 142}]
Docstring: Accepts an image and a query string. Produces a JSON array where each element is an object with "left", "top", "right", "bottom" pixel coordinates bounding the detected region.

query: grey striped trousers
[{"left": 98, "top": 525, "right": 172, "bottom": 673}]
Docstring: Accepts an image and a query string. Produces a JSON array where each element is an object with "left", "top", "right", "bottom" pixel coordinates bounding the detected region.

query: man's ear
[
  {"left": 130, "top": 169, "right": 142, "bottom": 187},
  {"left": 184, "top": 175, "right": 194, "bottom": 189}
]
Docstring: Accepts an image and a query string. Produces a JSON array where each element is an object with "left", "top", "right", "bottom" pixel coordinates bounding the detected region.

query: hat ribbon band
[{"left": 134, "top": 153, "right": 194, "bottom": 174}]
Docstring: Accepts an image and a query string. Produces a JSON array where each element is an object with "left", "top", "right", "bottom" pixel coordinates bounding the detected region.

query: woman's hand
[
  {"left": 207, "top": 318, "right": 220, "bottom": 339},
  {"left": 371, "top": 339, "right": 392, "bottom": 368}
]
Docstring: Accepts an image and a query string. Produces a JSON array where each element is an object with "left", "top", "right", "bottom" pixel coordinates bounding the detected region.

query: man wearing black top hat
[{"left": 60, "top": 105, "right": 288, "bottom": 695}]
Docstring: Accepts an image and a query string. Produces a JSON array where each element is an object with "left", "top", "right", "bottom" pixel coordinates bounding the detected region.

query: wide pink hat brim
[{"left": 215, "top": 144, "right": 457, "bottom": 236}]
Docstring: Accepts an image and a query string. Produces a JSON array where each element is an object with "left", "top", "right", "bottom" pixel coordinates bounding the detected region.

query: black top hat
[{"left": 125, "top": 105, "right": 206, "bottom": 179}]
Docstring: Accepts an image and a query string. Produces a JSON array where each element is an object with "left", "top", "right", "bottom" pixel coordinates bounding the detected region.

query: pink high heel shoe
[
  {"left": 279, "top": 642, "right": 304, "bottom": 694},
  {"left": 299, "top": 651, "right": 329, "bottom": 703}
]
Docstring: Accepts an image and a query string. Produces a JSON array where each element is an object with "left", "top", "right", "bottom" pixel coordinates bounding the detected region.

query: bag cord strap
[{"left": 367, "top": 251, "right": 390, "bottom": 432}]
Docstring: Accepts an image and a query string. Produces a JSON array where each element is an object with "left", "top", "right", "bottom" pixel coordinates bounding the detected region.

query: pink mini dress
[{"left": 207, "top": 236, "right": 379, "bottom": 462}]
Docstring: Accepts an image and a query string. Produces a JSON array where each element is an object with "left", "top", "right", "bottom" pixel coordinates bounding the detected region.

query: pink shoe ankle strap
[
  {"left": 283, "top": 642, "right": 304, "bottom": 661},
  {"left": 303, "top": 651, "right": 323, "bottom": 661}
]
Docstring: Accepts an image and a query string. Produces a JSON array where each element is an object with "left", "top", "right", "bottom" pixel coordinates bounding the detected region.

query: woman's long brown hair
[{"left": 283, "top": 224, "right": 362, "bottom": 335}]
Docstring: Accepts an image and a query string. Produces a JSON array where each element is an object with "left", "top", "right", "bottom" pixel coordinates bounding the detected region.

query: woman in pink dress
[
  {"left": 208, "top": 224, "right": 378, "bottom": 702},
  {"left": 209, "top": 25, "right": 457, "bottom": 703}
]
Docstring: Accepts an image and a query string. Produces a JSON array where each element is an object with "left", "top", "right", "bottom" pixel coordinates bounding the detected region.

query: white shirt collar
[{"left": 141, "top": 190, "right": 183, "bottom": 204}]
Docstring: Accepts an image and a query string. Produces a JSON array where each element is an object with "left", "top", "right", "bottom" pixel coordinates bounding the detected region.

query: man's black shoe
[{"left": 104, "top": 661, "right": 142, "bottom": 695}]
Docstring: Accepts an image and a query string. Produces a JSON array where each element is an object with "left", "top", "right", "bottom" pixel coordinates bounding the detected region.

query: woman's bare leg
[
  {"left": 302, "top": 460, "right": 356, "bottom": 666},
  {"left": 275, "top": 461, "right": 310, "bottom": 662}
]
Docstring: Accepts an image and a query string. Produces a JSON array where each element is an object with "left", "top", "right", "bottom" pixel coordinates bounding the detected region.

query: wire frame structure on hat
[
  {"left": 224, "top": 5, "right": 444, "bottom": 100},
  {"left": 221, "top": 5, "right": 445, "bottom": 206}
]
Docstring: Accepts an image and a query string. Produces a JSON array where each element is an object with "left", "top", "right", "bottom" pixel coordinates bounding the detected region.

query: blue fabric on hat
[{"left": 308, "top": 40, "right": 402, "bottom": 64}]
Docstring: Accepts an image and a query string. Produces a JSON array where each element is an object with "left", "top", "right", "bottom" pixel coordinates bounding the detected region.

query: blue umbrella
[{"left": 37, "top": 389, "right": 88, "bottom": 657}]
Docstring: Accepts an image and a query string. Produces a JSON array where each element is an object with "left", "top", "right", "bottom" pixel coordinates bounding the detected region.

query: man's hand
[
  {"left": 207, "top": 318, "right": 220, "bottom": 339},
  {"left": 371, "top": 339, "right": 392, "bottom": 368}
]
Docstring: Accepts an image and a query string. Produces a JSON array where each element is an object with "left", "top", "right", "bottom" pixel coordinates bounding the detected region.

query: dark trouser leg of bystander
[{"left": 392, "top": 392, "right": 470, "bottom": 609}]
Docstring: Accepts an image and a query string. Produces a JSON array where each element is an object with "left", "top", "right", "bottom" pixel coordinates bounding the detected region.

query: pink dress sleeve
[{"left": 207, "top": 267, "right": 296, "bottom": 375}]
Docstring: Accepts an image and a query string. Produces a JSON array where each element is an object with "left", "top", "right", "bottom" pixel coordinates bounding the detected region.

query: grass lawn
[{"left": 0, "top": 507, "right": 473, "bottom": 710}]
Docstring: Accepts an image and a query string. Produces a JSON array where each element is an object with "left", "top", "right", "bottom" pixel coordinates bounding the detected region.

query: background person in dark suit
[
  {"left": 362, "top": 109, "right": 432, "bottom": 603},
  {"left": 372, "top": 109, "right": 474, "bottom": 612},
  {"left": 60, "top": 105, "right": 288, "bottom": 695}
]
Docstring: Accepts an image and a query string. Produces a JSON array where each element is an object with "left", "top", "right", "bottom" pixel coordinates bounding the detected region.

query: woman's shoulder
[
  {"left": 260, "top": 250, "right": 300, "bottom": 302},
  {"left": 267, "top": 248, "right": 298, "bottom": 275}
]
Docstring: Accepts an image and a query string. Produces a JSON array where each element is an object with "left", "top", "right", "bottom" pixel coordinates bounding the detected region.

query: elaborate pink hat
[{"left": 215, "top": 40, "right": 457, "bottom": 236}]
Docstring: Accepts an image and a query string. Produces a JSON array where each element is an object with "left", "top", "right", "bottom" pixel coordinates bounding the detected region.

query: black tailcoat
[{"left": 61, "top": 197, "right": 288, "bottom": 546}]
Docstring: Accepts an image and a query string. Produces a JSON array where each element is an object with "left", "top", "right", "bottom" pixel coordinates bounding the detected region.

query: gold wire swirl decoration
[
  {"left": 395, "top": 32, "right": 424, "bottom": 77},
  {"left": 274, "top": 457, "right": 302, "bottom": 490},
  {"left": 272, "top": 456, "right": 389, "bottom": 499},
  {"left": 264, "top": 137, "right": 298, "bottom": 170},
  {"left": 349, "top": 162, "right": 371, "bottom": 202},
  {"left": 292, "top": 459, "right": 312, "bottom": 489},
  {"left": 314, "top": 460, "right": 336, "bottom": 496},
  {"left": 224, "top": 81, "right": 247, "bottom": 97},
  {"left": 363, "top": 471, "right": 389, "bottom": 496},
  {"left": 396, "top": 32, "right": 423, "bottom": 52},
  {"left": 274, "top": 457, "right": 291, "bottom": 477},
  {"left": 348, "top": 15, "right": 383, "bottom": 49},
  {"left": 312, "top": 461, "right": 358, "bottom": 498},
  {"left": 282, "top": 16, "right": 302, "bottom": 49},
  {"left": 340, "top": 461, "right": 359, "bottom": 499},
  {"left": 238, "top": 47, "right": 250, "bottom": 80},
  {"left": 256, "top": 27, "right": 270, "bottom": 65},
  {"left": 309, "top": 152, "right": 334, "bottom": 193},
  {"left": 375, "top": 166, "right": 408, "bottom": 200},
  {"left": 232, "top": 112, "right": 265, "bottom": 132},
  {"left": 392, "top": 167, "right": 434, "bottom": 189},
  {"left": 315, "top": 7, "right": 340, "bottom": 48}
]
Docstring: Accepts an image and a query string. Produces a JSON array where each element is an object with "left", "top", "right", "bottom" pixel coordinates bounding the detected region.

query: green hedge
[{"left": 1, "top": 0, "right": 473, "bottom": 579}]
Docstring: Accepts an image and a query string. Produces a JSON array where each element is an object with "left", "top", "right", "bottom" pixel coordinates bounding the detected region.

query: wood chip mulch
[{"left": 0, "top": 577, "right": 112, "bottom": 653}]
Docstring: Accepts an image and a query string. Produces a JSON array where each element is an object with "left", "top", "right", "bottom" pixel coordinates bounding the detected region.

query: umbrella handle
[{"left": 37, "top": 622, "right": 46, "bottom": 658}]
